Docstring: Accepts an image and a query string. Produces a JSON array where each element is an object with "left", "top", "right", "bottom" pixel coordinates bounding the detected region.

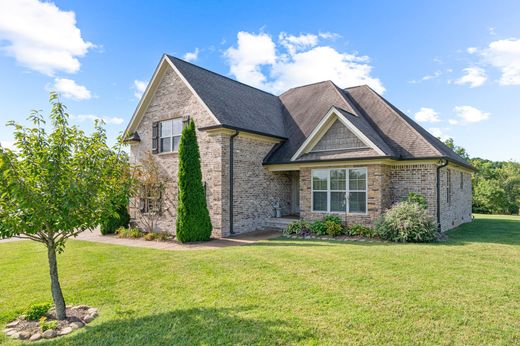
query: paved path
[{"left": 1, "top": 229, "right": 282, "bottom": 251}]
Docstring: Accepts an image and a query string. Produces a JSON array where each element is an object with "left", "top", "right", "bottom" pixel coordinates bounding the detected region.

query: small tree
[
  {"left": 130, "top": 152, "right": 168, "bottom": 233},
  {"left": 176, "top": 120, "right": 212, "bottom": 242},
  {"left": 0, "top": 93, "right": 129, "bottom": 319}
]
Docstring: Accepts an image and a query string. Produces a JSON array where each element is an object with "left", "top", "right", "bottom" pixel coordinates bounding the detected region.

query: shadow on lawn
[
  {"left": 444, "top": 217, "right": 520, "bottom": 246},
  {"left": 41, "top": 306, "right": 313, "bottom": 345}
]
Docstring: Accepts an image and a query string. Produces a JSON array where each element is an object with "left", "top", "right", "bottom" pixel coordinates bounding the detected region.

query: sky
[{"left": 0, "top": 0, "right": 519, "bottom": 161}]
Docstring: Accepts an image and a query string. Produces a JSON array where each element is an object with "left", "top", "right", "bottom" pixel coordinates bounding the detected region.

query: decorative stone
[
  {"left": 5, "top": 329, "right": 17, "bottom": 336},
  {"left": 11, "top": 332, "right": 20, "bottom": 339},
  {"left": 18, "top": 331, "right": 31, "bottom": 340},
  {"left": 59, "top": 327, "right": 73, "bottom": 335},
  {"left": 42, "top": 329, "right": 57, "bottom": 339},
  {"left": 70, "top": 321, "right": 84, "bottom": 330},
  {"left": 6, "top": 320, "right": 19, "bottom": 328},
  {"left": 29, "top": 333, "right": 42, "bottom": 341},
  {"left": 83, "top": 315, "right": 94, "bottom": 323},
  {"left": 87, "top": 307, "right": 98, "bottom": 316},
  {"left": 75, "top": 305, "right": 89, "bottom": 310}
]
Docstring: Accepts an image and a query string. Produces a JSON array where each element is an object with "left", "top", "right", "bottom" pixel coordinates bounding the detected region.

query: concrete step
[{"left": 260, "top": 217, "right": 299, "bottom": 231}]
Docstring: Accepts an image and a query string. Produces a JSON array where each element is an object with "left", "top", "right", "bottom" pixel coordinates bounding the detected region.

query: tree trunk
[{"left": 47, "top": 242, "right": 67, "bottom": 320}]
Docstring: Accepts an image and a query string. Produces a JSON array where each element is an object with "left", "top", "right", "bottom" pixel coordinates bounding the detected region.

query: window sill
[
  {"left": 156, "top": 151, "right": 179, "bottom": 157},
  {"left": 311, "top": 210, "right": 369, "bottom": 216}
]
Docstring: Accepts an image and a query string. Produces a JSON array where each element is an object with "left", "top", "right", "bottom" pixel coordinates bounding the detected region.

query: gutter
[
  {"left": 199, "top": 124, "right": 287, "bottom": 141},
  {"left": 436, "top": 159, "right": 449, "bottom": 231},
  {"left": 229, "top": 130, "right": 239, "bottom": 235}
]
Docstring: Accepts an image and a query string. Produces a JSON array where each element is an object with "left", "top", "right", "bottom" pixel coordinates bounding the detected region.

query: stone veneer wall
[
  {"left": 221, "top": 135, "right": 292, "bottom": 236},
  {"left": 129, "top": 67, "right": 226, "bottom": 236},
  {"left": 299, "top": 164, "right": 391, "bottom": 227},
  {"left": 439, "top": 166, "right": 472, "bottom": 231}
]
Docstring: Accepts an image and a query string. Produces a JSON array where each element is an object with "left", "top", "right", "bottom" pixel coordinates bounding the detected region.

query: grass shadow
[
  {"left": 444, "top": 216, "right": 520, "bottom": 246},
  {"left": 41, "top": 306, "right": 313, "bottom": 345}
]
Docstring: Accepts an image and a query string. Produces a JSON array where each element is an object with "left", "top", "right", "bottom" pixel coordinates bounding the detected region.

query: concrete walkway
[{"left": 0, "top": 229, "right": 282, "bottom": 251}]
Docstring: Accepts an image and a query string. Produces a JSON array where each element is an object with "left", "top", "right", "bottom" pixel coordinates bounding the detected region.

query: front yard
[{"left": 1, "top": 214, "right": 519, "bottom": 345}]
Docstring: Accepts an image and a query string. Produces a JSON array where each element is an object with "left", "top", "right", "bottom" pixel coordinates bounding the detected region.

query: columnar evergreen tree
[
  {"left": 176, "top": 120, "right": 212, "bottom": 242},
  {"left": 0, "top": 93, "right": 130, "bottom": 319}
]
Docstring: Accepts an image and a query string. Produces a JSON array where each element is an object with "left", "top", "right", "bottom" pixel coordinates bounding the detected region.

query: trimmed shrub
[
  {"left": 323, "top": 215, "right": 342, "bottom": 225},
  {"left": 284, "top": 220, "right": 311, "bottom": 235},
  {"left": 39, "top": 317, "right": 58, "bottom": 332},
  {"left": 310, "top": 220, "right": 327, "bottom": 235},
  {"left": 25, "top": 302, "right": 51, "bottom": 321},
  {"left": 116, "top": 227, "right": 143, "bottom": 239},
  {"left": 143, "top": 232, "right": 170, "bottom": 241},
  {"left": 347, "top": 224, "right": 375, "bottom": 237},
  {"left": 325, "top": 220, "right": 343, "bottom": 237},
  {"left": 100, "top": 203, "right": 130, "bottom": 235},
  {"left": 376, "top": 202, "right": 437, "bottom": 242},
  {"left": 176, "top": 120, "right": 213, "bottom": 242},
  {"left": 406, "top": 192, "right": 428, "bottom": 209}
]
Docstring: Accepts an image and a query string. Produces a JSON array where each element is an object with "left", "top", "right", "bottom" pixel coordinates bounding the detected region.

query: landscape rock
[
  {"left": 6, "top": 320, "right": 19, "bottom": 328},
  {"left": 29, "top": 333, "right": 42, "bottom": 341},
  {"left": 11, "top": 332, "right": 20, "bottom": 339},
  {"left": 87, "top": 307, "right": 98, "bottom": 316},
  {"left": 70, "top": 321, "right": 84, "bottom": 330},
  {"left": 5, "top": 329, "right": 17, "bottom": 336},
  {"left": 42, "top": 329, "right": 57, "bottom": 339},
  {"left": 59, "top": 327, "right": 73, "bottom": 335},
  {"left": 74, "top": 305, "right": 89, "bottom": 310},
  {"left": 83, "top": 315, "right": 94, "bottom": 323},
  {"left": 18, "top": 331, "right": 31, "bottom": 340}
]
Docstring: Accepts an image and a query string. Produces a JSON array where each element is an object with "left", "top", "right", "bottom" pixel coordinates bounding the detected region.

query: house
[{"left": 124, "top": 54, "right": 473, "bottom": 237}]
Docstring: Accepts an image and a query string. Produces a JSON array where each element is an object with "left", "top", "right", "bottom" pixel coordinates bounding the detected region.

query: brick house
[{"left": 125, "top": 55, "right": 473, "bottom": 237}]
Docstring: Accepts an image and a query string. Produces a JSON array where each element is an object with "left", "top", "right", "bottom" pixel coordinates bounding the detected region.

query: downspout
[
  {"left": 436, "top": 159, "right": 449, "bottom": 231},
  {"left": 229, "top": 131, "right": 239, "bottom": 235}
]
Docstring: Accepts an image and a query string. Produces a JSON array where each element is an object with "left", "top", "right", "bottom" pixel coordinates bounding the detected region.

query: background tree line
[{"left": 444, "top": 138, "right": 520, "bottom": 215}]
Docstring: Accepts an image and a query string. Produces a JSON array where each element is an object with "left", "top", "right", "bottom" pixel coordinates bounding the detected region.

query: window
[
  {"left": 159, "top": 118, "right": 183, "bottom": 153},
  {"left": 311, "top": 168, "right": 367, "bottom": 213},
  {"left": 446, "top": 170, "right": 451, "bottom": 204},
  {"left": 460, "top": 172, "right": 463, "bottom": 190},
  {"left": 140, "top": 186, "right": 162, "bottom": 214}
]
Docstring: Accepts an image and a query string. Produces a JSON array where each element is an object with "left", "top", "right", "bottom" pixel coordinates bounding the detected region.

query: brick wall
[{"left": 439, "top": 166, "right": 472, "bottom": 231}]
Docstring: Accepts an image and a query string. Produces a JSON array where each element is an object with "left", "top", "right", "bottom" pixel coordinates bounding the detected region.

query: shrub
[
  {"left": 25, "top": 302, "right": 51, "bottom": 321},
  {"left": 176, "top": 120, "right": 213, "bottom": 242},
  {"left": 324, "top": 220, "right": 343, "bottom": 237},
  {"left": 100, "top": 203, "right": 130, "bottom": 235},
  {"left": 406, "top": 192, "right": 428, "bottom": 209},
  {"left": 310, "top": 220, "right": 327, "bottom": 235},
  {"left": 116, "top": 227, "right": 143, "bottom": 239},
  {"left": 376, "top": 201, "right": 437, "bottom": 242},
  {"left": 323, "top": 214, "right": 342, "bottom": 225},
  {"left": 284, "top": 220, "right": 310, "bottom": 235},
  {"left": 39, "top": 317, "right": 58, "bottom": 332},
  {"left": 347, "top": 224, "right": 375, "bottom": 237},
  {"left": 143, "top": 232, "right": 170, "bottom": 241}
]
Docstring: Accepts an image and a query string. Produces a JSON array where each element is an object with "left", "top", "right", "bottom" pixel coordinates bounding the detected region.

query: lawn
[{"left": 0, "top": 214, "right": 519, "bottom": 345}]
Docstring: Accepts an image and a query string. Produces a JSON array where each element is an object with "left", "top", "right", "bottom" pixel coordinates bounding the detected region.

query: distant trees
[{"left": 444, "top": 138, "right": 520, "bottom": 214}]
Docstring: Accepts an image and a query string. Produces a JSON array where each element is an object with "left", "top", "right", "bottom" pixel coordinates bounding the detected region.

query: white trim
[
  {"left": 125, "top": 55, "right": 220, "bottom": 135},
  {"left": 311, "top": 167, "right": 368, "bottom": 215},
  {"left": 290, "top": 107, "right": 385, "bottom": 161}
]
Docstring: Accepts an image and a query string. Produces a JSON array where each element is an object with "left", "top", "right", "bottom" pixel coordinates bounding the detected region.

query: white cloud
[
  {"left": 454, "top": 67, "right": 487, "bottom": 87},
  {"left": 183, "top": 48, "right": 199, "bottom": 62},
  {"left": 133, "top": 80, "right": 147, "bottom": 99},
  {"left": 467, "top": 47, "right": 478, "bottom": 54},
  {"left": 0, "top": 0, "right": 94, "bottom": 75},
  {"left": 224, "top": 31, "right": 384, "bottom": 94},
  {"left": 428, "top": 127, "right": 449, "bottom": 140},
  {"left": 408, "top": 70, "right": 445, "bottom": 84},
  {"left": 318, "top": 32, "right": 341, "bottom": 40},
  {"left": 414, "top": 107, "right": 440, "bottom": 123},
  {"left": 51, "top": 78, "right": 91, "bottom": 100},
  {"left": 489, "top": 27, "right": 497, "bottom": 36},
  {"left": 71, "top": 114, "right": 124, "bottom": 125},
  {"left": 0, "top": 140, "right": 15, "bottom": 150},
  {"left": 452, "top": 105, "right": 490, "bottom": 124},
  {"left": 482, "top": 38, "right": 520, "bottom": 85},
  {"left": 224, "top": 31, "right": 277, "bottom": 89}
]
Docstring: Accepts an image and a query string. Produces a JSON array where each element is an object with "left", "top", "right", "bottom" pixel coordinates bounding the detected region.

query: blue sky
[{"left": 1, "top": 0, "right": 519, "bottom": 161}]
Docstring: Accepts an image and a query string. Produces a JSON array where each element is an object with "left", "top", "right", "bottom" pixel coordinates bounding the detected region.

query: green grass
[{"left": 1, "top": 214, "right": 519, "bottom": 345}]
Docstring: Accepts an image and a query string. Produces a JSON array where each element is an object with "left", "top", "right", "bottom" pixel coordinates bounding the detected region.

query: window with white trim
[
  {"left": 311, "top": 168, "right": 367, "bottom": 213},
  {"left": 159, "top": 118, "right": 183, "bottom": 153}
]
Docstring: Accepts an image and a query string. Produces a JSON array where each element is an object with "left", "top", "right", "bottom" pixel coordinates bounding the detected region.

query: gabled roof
[{"left": 126, "top": 55, "right": 473, "bottom": 169}]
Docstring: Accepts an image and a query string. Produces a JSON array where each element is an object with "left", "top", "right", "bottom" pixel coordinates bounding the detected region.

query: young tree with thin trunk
[
  {"left": 0, "top": 93, "right": 130, "bottom": 320},
  {"left": 176, "top": 119, "right": 212, "bottom": 242}
]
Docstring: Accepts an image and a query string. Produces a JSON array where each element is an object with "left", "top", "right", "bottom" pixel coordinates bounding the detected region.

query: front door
[{"left": 291, "top": 171, "right": 300, "bottom": 215}]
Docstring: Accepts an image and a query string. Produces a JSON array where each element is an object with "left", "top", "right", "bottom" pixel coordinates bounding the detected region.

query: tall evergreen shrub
[{"left": 176, "top": 120, "right": 212, "bottom": 242}]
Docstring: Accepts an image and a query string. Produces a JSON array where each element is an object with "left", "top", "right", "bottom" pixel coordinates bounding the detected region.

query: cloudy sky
[{"left": 0, "top": 0, "right": 519, "bottom": 161}]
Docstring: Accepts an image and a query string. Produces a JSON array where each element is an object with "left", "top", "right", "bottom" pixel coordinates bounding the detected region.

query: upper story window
[
  {"left": 152, "top": 118, "right": 184, "bottom": 153},
  {"left": 311, "top": 168, "right": 367, "bottom": 214},
  {"left": 447, "top": 169, "right": 452, "bottom": 205}
]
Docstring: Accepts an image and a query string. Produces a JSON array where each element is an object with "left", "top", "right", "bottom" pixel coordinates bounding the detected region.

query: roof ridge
[
  {"left": 362, "top": 85, "right": 443, "bottom": 157},
  {"left": 279, "top": 80, "right": 334, "bottom": 96},
  {"left": 166, "top": 54, "right": 278, "bottom": 98}
]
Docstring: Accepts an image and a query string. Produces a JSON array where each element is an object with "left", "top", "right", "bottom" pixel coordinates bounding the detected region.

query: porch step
[{"left": 260, "top": 217, "right": 298, "bottom": 231}]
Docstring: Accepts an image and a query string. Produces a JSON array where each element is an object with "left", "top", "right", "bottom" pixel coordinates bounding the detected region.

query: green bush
[
  {"left": 176, "top": 120, "right": 213, "bottom": 242},
  {"left": 116, "top": 227, "right": 143, "bottom": 239},
  {"left": 143, "top": 232, "right": 170, "bottom": 241},
  {"left": 376, "top": 202, "right": 437, "bottom": 242},
  {"left": 25, "top": 302, "right": 51, "bottom": 321},
  {"left": 39, "top": 317, "right": 58, "bottom": 332},
  {"left": 325, "top": 220, "right": 343, "bottom": 237},
  {"left": 406, "top": 192, "right": 428, "bottom": 209},
  {"left": 100, "top": 203, "right": 130, "bottom": 235},
  {"left": 323, "top": 214, "right": 342, "bottom": 225},
  {"left": 284, "top": 220, "right": 310, "bottom": 235},
  {"left": 310, "top": 220, "right": 327, "bottom": 235},
  {"left": 347, "top": 224, "right": 375, "bottom": 237}
]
